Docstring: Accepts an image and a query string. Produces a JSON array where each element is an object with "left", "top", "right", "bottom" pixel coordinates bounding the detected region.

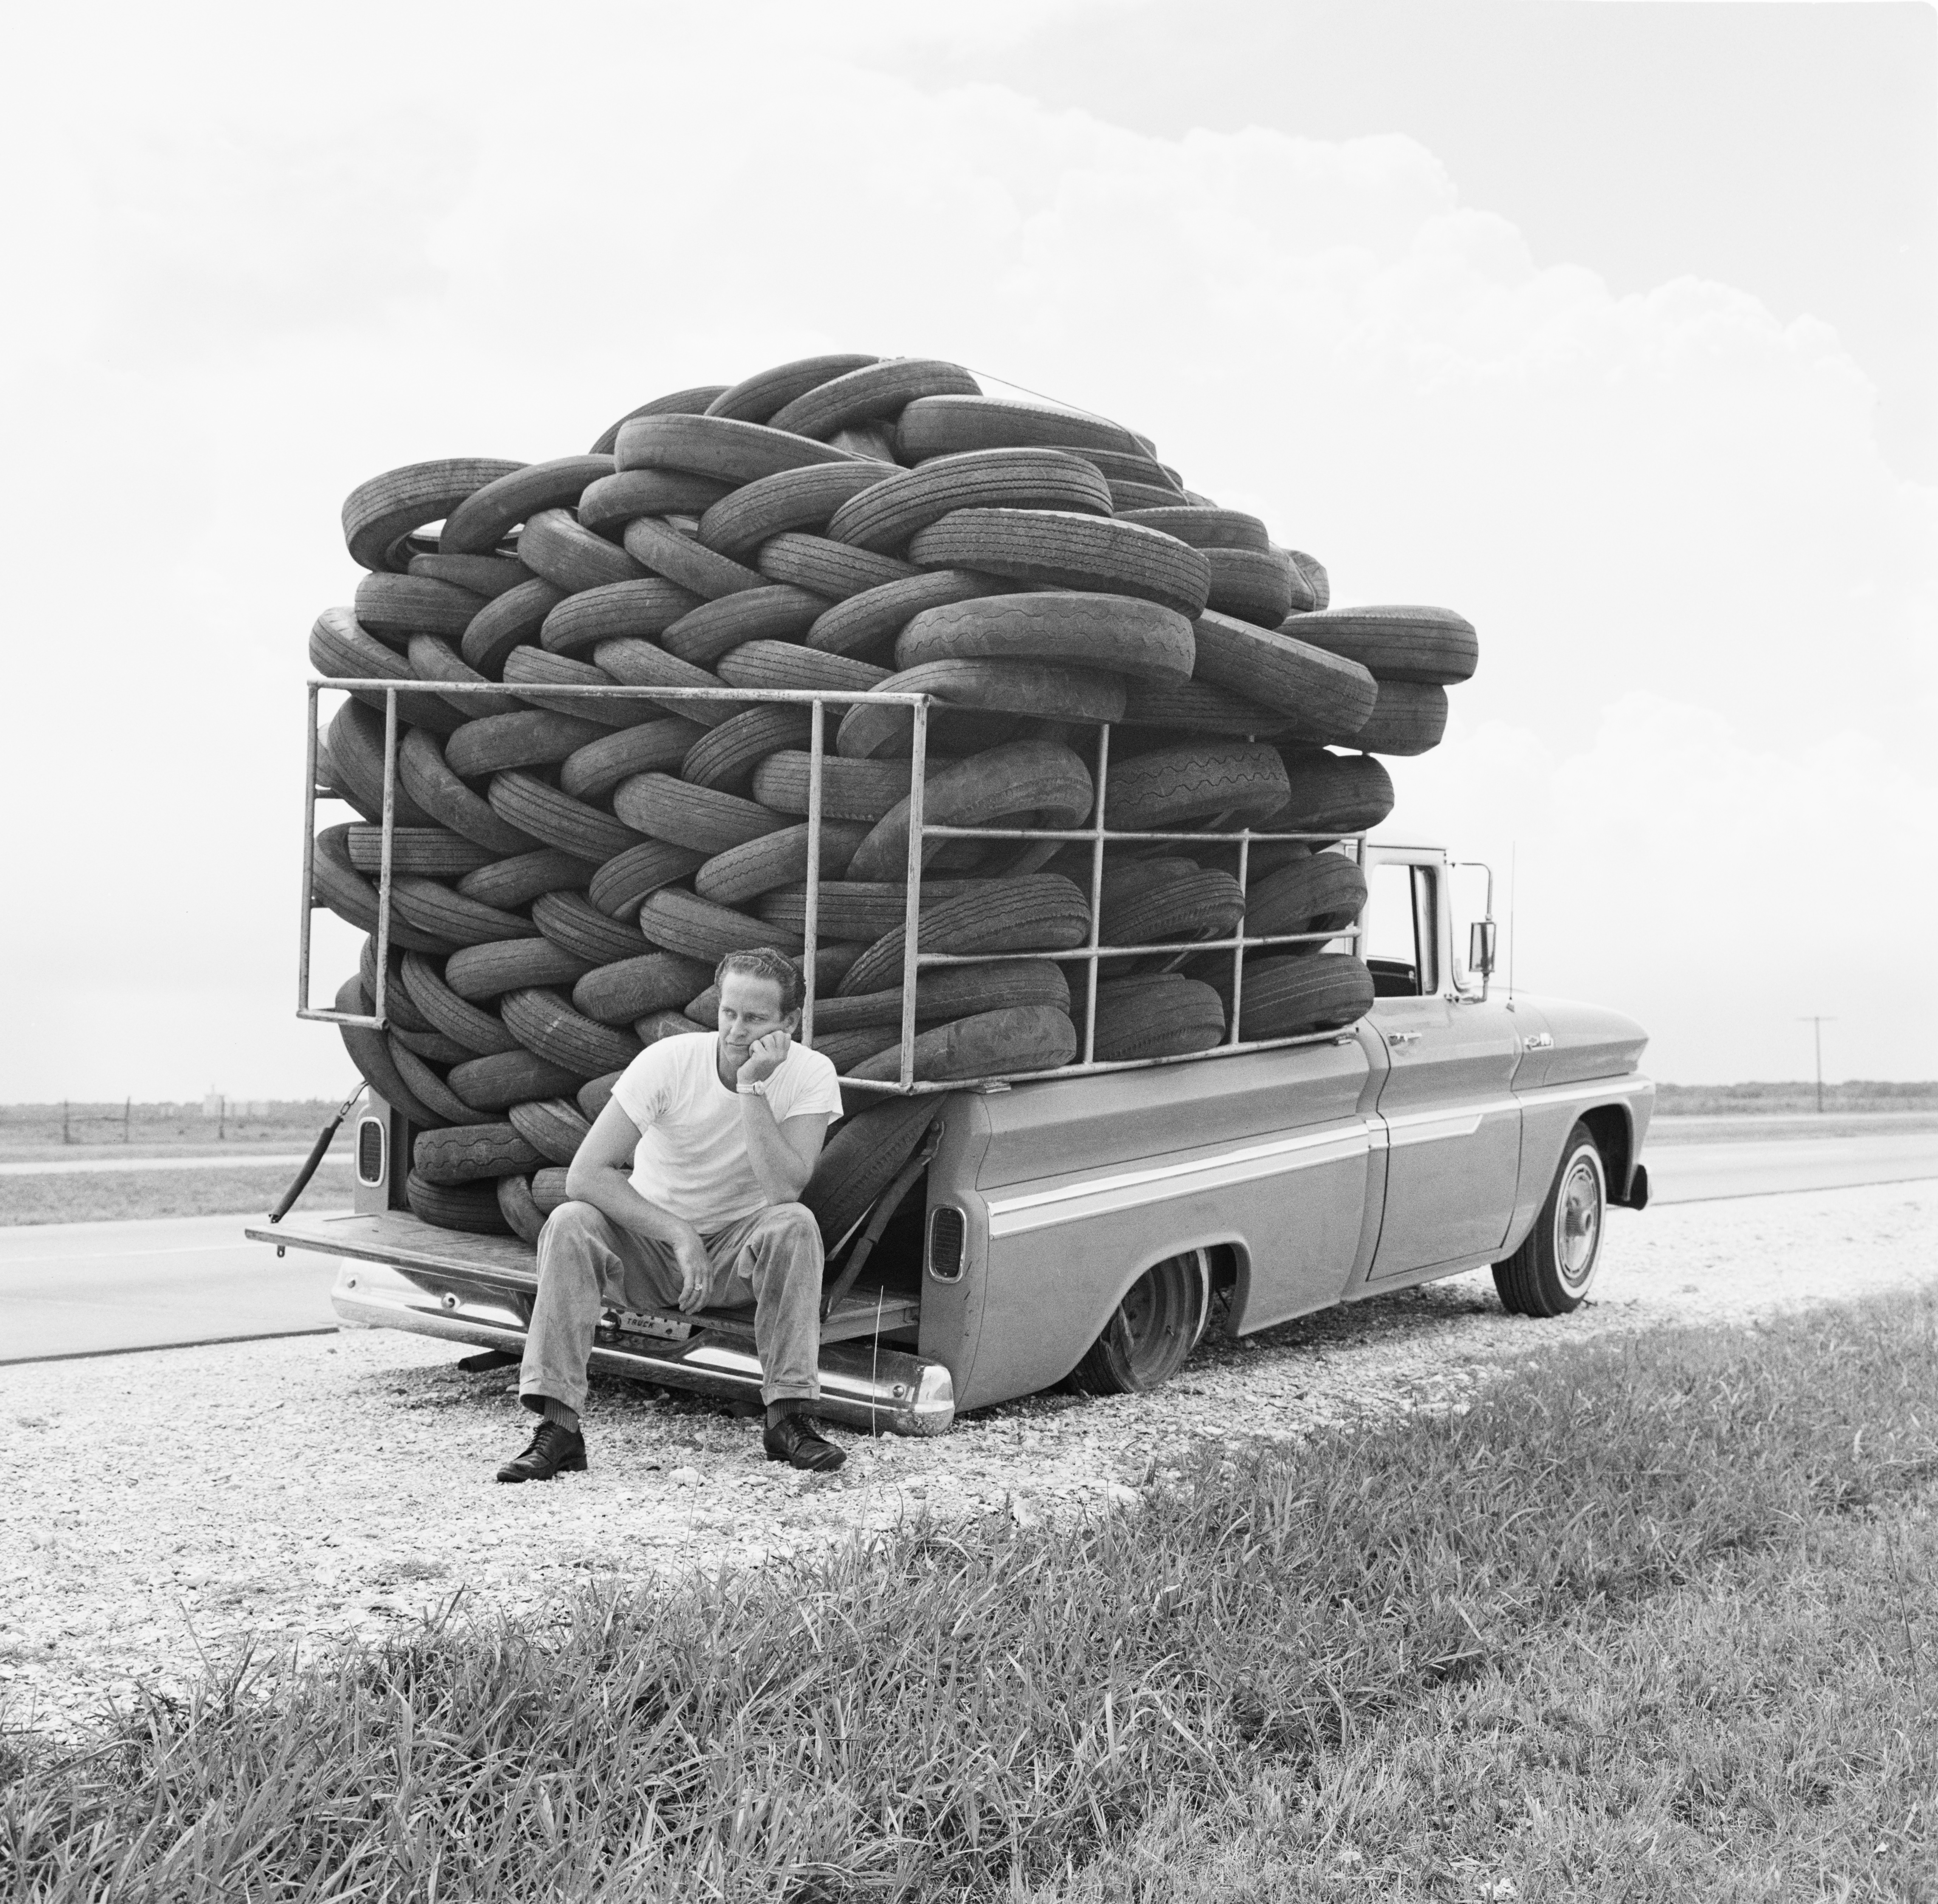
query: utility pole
[{"left": 1798, "top": 1017, "right": 1835, "bottom": 1115}]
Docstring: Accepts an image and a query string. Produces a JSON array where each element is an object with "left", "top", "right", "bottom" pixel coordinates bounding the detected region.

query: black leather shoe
[
  {"left": 763, "top": 1412, "right": 846, "bottom": 1472},
  {"left": 496, "top": 1421, "right": 588, "bottom": 1483}
]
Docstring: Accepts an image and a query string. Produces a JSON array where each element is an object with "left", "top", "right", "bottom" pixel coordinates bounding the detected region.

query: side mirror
[{"left": 1468, "top": 919, "right": 1497, "bottom": 978}]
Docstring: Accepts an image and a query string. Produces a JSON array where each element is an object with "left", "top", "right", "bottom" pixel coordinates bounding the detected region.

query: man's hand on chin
[{"left": 738, "top": 1029, "right": 793, "bottom": 1090}]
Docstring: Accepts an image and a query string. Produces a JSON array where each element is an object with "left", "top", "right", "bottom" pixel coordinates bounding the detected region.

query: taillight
[
  {"left": 355, "top": 1115, "right": 386, "bottom": 1186},
  {"left": 928, "top": 1206, "right": 965, "bottom": 1281}
]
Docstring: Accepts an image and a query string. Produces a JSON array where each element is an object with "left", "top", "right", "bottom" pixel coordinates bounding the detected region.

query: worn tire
[
  {"left": 457, "top": 850, "right": 598, "bottom": 911},
  {"left": 1284, "top": 551, "right": 1330, "bottom": 613},
  {"left": 1118, "top": 676, "right": 1290, "bottom": 737},
  {"left": 753, "top": 750, "right": 932, "bottom": 824},
  {"left": 496, "top": 1174, "right": 547, "bottom": 1244},
  {"left": 390, "top": 878, "right": 537, "bottom": 949},
  {"left": 1101, "top": 859, "right": 1247, "bottom": 947},
  {"left": 592, "top": 637, "right": 742, "bottom": 728},
  {"left": 836, "top": 660, "right": 1124, "bottom": 761},
  {"left": 755, "top": 532, "right": 920, "bottom": 602},
  {"left": 577, "top": 468, "right": 734, "bottom": 537},
  {"left": 562, "top": 719, "right": 710, "bottom": 802},
  {"left": 615, "top": 413, "right": 863, "bottom": 483},
  {"left": 359, "top": 938, "right": 435, "bottom": 1034},
  {"left": 706, "top": 353, "right": 881, "bottom": 425},
  {"left": 445, "top": 938, "right": 595, "bottom": 1002},
  {"left": 1118, "top": 506, "right": 1270, "bottom": 553},
  {"left": 388, "top": 1041, "right": 480, "bottom": 1126},
  {"left": 694, "top": 820, "right": 870, "bottom": 907},
  {"left": 540, "top": 579, "right": 705, "bottom": 656},
  {"left": 1089, "top": 974, "right": 1227, "bottom": 1061},
  {"left": 400, "top": 952, "right": 522, "bottom": 1057},
  {"left": 1286, "top": 606, "right": 1476, "bottom": 685},
  {"left": 895, "top": 592, "right": 1194, "bottom": 683},
  {"left": 769, "top": 358, "right": 979, "bottom": 440},
  {"left": 501, "top": 647, "right": 664, "bottom": 729},
  {"left": 620, "top": 516, "right": 766, "bottom": 601},
  {"left": 1267, "top": 749, "right": 1395, "bottom": 835},
  {"left": 840, "top": 875, "right": 1091, "bottom": 995},
  {"left": 573, "top": 952, "right": 715, "bottom": 1026},
  {"left": 699, "top": 463, "right": 894, "bottom": 559},
  {"left": 405, "top": 634, "right": 522, "bottom": 723},
  {"left": 829, "top": 448, "right": 1111, "bottom": 554},
  {"left": 1351, "top": 682, "right": 1449, "bottom": 756},
  {"left": 639, "top": 889, "right": 803, "bottom": 963},
  {"left": 680, "top": 706, "right": 812, "bottom": 795},
  {"left": 445, "top": 711, "right": 606, "bottom": 780},
  {"left": 801, "top": 1093, "right": 946, "bottom": 1250},
  {"left": 589, "top": 387, "right": 732, "bottom": 457},
  {"left": 1105, "top": 741, "right": 1290, "bottom": 830},
  {"left": 345, "top": 827, "right": 495, "bottom": 879},
  {"left": 517, "top": 508, "right": 646, "bottom": 594},
  {"left": 846, "top": 1005, "right": 1077, "bottom": 1082},
  {"left": 897, "top": 394, "right": 1140, "bottom": 460},
  {"left": 758, "top": 880, "right": 977, "bottom": 941},
  {"left": 412, "top": 1121, "right": 542, "bottom": 1185},
  {"left": 587, "top": 841, "right": 709, "bottom": 919},
  {"left": 507, "top": 1098, "right": 592, "bottom": 1168},
  {"left": 343, "top": 458, "right": 524, "bottom": 573},
  {"left": 1243, "top": 853, "right": 1367, "bottom": 946},
  {"left": 502, "top": 989, "right": 643, "bottom": 1080},
  {"left": 1191, "top": 610, "right": 1377, "bottom": 732},
  {"left": 448, "top": 1046, "right": 585, "bottom": 1113},
  {"left": 409, "top": 554, "right": 530, "bottom": 599},
  {"left": 310, "top": 609, "right": 467, "bottom": 733},
  {"left": 715, "top": 642, "right": 891, "bottom": 701},
  {"left": 404, "top": 1170, "right": 515, "bottom": 1236},
  {"left": 817, "top": 958, "right": 1072, "bottom": 1034},
  {"left": 462, "top": 577, "right": 565, "bottom": 676},
  {"left": 909, "top": 510, "right": 1210, "bottom": 619},
  {"left": 1492, "top": 1123, "right": 1607, "bottom": 1317},
  {"left": 609, "top": 773, "right": 787, "bottom": 855},
  {"left": 1203, "top": 548, "right": 1294, "bottom": 626},
  {"left": 531, "top": 890, "right": 651, "bottom": 966},
  {"left": 312, "top": 827, "right": 454, "bottom": 952},
  {"left": 807, "top": 570, "right": 1010, "bottom": 659},
  {"left": 663, "top": 588, "right": 829, "bottom": 667},
  {"left": 440, "top": 456, "right": 614, "bottom": 555},
  {"left": 488, "top": 771, "right": 644, "bottom": 864},
  {"left": 333, "top": 977, "right": 447, "bottom": 1126},
  {"left": 1236, "top": 955, "right": 1376, "bottom": 1039},
  {"left": 327, "top": 700, "right": 439, "bottom": 829}
]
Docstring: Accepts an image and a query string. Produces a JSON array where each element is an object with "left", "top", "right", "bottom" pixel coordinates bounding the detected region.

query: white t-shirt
[{"left": 610, "top": 1032, "right": 844, "bottom": 1232}]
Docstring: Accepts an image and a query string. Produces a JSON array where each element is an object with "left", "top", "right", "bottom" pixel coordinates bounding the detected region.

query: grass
[
  {"left": 0, "top": 1102, "right": 347, "bottom": 1156},
  {"left": 0, "top": 1163, "right": 356, "bottom": 1227},
  {"left": 2, "top": 1295, "right": 1932, "bottom": 1901},
  {"left": 1654, "top": 1080, "right": 1938, "bottom": 1117}
]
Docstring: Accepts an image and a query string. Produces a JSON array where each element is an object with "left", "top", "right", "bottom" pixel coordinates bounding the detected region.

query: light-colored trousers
[{"left": 520, "top": 1199, "right": 824, "bottom": 1416}]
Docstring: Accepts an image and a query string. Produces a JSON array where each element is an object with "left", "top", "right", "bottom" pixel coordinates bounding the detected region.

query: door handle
[
  {"left": 1521, "top": 1032, "right": 1553, "bottom": 1051},
  {"left": 1387, "top": 1030, "right": 1422, "bottom": 1046}
]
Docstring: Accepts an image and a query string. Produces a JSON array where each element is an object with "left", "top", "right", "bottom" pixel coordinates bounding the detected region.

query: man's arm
[
  {"left": 563, "top": 1097, "right": 713, "bottom": 1311},
  {"left": 739, "top": 1097, "right": 831, "bottom": 1205}
]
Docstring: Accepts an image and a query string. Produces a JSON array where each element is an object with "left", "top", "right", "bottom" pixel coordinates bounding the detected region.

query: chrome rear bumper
[{"left": 329, "top": 1258, "right": 954, "bottom": 1437}]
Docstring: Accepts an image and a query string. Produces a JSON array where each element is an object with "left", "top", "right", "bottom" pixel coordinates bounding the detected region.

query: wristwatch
[{"left": 736, "top": 1079, "right": 766, "bottom": 1097}]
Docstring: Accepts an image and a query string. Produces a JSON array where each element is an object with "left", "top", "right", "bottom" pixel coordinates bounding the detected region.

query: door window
[{"left": 1362, "top": 862, "right": 1438, "bottom": 997}]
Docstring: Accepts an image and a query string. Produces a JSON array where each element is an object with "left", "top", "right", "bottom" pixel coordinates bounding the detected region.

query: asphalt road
[{"left": 2, "top": 1128, "right": 1934, "bottom": 1366}]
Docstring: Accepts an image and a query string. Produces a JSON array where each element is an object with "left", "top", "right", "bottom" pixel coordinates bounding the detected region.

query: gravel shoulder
[{"left": 3, "top": 1180, "right": 1934, "bottom": 1740}]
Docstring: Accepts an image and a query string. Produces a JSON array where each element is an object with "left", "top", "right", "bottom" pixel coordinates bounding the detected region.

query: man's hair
[{"left": 714, "top": 947, "right": 803, "bottom": 1016}]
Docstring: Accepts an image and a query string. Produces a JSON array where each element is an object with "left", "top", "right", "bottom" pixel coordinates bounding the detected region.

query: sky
[{"left": 0, "top": 0, "right": 1932, "bottom": 1099}]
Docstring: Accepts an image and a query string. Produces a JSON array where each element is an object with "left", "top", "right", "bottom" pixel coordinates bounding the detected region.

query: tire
[
  {"left": 1204, "top": 548, "right": 1294, "bottom": 626},
  {"left": 768, "top": 358, "right": 979, "bottom": 439},
  {"left": 621, "top": 516, "right": 766, "bottom": 601},
  {"left": 835, "top": 660, "right": 1125, "bottom": 761},
  {"left": 1101, "top": 859, "right": 1247, "bottom": 946},
  {"left": 839, "top": 874, "right": 1091, "bottom": 995},
  {"left": 462, "top": 578, "right": 565, "bottom": 675},
  {"left": 457, "top": 849, "right": 599, "bottom": 910},
  {"left": 681, "top": 944, "right": 863, "bottom": 1029},
  {"left": 844, "top": 1005, "right": 1078, "bottom": 1082},
  {"left": 1105, "top": 741, "right": 1291, "bottom": 830},
  {"left": 310, "top": 610, "right": 465, "bottom": 733},
  {"left": 516, "top": 508, "right": 647, "bottom": 594},
  {"left": 405, "top": 1170, "right": 515, "bottom": 1236},
  {"left": 815, "top": 1030, "right": 899, "bottom": 1075},
  {"left": 614, "top": 413, "right": 864, "bottom": 483},
  {"left": 1350, "top": 682, "right": 1449, "bottom": 756},
  {"left": 400, "top": 952, "right": 522, "bottom": 1057},
  {"left": 440, "top": 455, "right": 614, "bottom": 554},
  {"left": 1284, "top": 606, "right": 1476, "bottom": 685},
  {"left": 1268, "top": 749, "right": 1395, "bottom": 835},
  {"left": 827, "top": 956, "right": 1067, "bottom": 1028},
  {"left": 1493, "top": 1125, "right": 1607, "bottom": 1317},
  {"left": 497, "top": 1174, "right": 547, "bottom": 1245},
  {"left": 449, "top": 1044, "right": 592, "bottom": 1113},
  {"left": 507, "top": 1097, "right": 592, "bottom": 1167},
  {"left": 359, "top": 937, "right": 436, "bottom": 1033},
  {"left": 680, "top": 706, "right": 812, "bottom": 794},
  {"left": 846, "top": 737, "right": 1095, "bottom": 882},
  {"left": 501, "top": 647, "right": 665, "bottom": 729},
  {"left": 587, "top": 841, "right": 709, "bottom": 918},
  {"left": 531, "top": 889, "right": 651, "bottom": 965},
  {"left": 610, "top": 773, "right": 788, "bottom": 855},
  {"left": 758, "top": 880, "right": 978, "bottom": 941},
  {"left": 444, "top": 711, "right": 607, "bottom": 780},
  {"left": 638, "top": 1008, "right": 702, "bottom": 1046},
  {"left": 573, "top": 952, "right": 715, "bottom": 1025},
  {"left": 576, "top": 1072, "right": 623, "bottom": 1121},
  {"left": 1067, "top": 1252, "right": 1209, "bottom": 1395},
  {"left": 390, "top": 877, "right": 539, "bottom": 949},
  {"left": 312, "top": 827, "right": 455, "bottom": 953},
  {"left": 445, "top": 938, "right": 595, "bottom": 1002},
  {"left": 715, "top": 641, "right": 891, "bottom": 701},
  {"left": 589, "top": 387, "right": 732, "bottom": 456},
  {"left": 895, "top": 592, "right": 1195, "bottom": 683},
  {"left": 705, "top": 353, "right": 881, "bottom": 425},
  {"left": 807, "top": 570, "right": 1011, "bottom": 659},
  {"left": 412, "top": 1121, "right": 542, "bottom": 1185},
  {"left": 1284, "top": 550, "right": 1329, "bottom": 613},
  {"left": 592, "top": 637, "right": 744, "bottom": 728},
  {"left": 1075, "top": 447, "right": 1177, "bottom": 490},
  {"left": 540, "top": 579, "right": 705, "bottom": 656},
  {"left": 1088, "top": 973, "right": 1227, "bottom": 1060},
  {"left": 388, "top": 1041, "right": 480, "bottom": 1125},
  {"left": 405, "top": 633, "right": 522, "bottom": 722},
  {"left": 408, "top": 554, "right": 531, "bottom": 599},
  {"left": 1235, "top": 955, "right": 1375, "bottom": 1040},
  {"left": 1118, "top": 506, "right": 1271, "bottom": 553},
  {"left": 752, "top": 750, "right": 933, "bottom": 824},
  {"left": 1118, "top": 675, "right": 1290, "bottom": 737},
  {"left": 908, "top": 510, "right": 1210, "bottom": 619},
  {"left": 662, "top": 588, "right": 830, "bottom": 667},
  {"left": 1109, "top": 480, "right": 1185, "bottom": 512},
  {"left": 698, "top": 463, "right": 894, "bottom": 559},
  {"left": 564, "top": 718, "right": 710, "bottom": 801},
  {"left": 397, "top": 730, "right": 538, "bottom": 855},
  {"left": 333, "top": 977, "right": 448, "bottom": 1127},
  {"left": 801, "top": 1092, "right": 946, "bottom": 1250},
  {"left": 693, "top": 819, "right": 870, "bottom": 907},
  {"left": 488, "top": 771, "right": 646, "bottom": 864},
  {"left": 345, "top": 827, "right": 495, "bottom": 879},
  {"left": 1242, "top": 853, "right": 1367, "bottom": 944},
  {"left": 343, "top": 458, "right": 525, "bottom": 573},
  {"left": 389, "top": 1026, "right": 472, "bottom": 1067},
  {"left": 327, "top": 700, "right": 439, "bottom": 828},
  {"left": 639, "top": 889, "right": 804, "bottom": 963},
  {"left": 826, "top": 447, "right": 1111, "bottom": 554},
  {"left": 897, "top": 394, "right": 1140, "bottom": 460},
  {"left": 1191, "top": 610, "right": 1377, "bottom": 732},
  {"left": 577, "top": 469, "right": 734, "bottom": 537},
  {"left": 756, "top": 532, "right": 921, "bottom": 602}
]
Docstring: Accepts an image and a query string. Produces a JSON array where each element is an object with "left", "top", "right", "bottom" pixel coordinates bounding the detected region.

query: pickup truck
[{"left": 259, "top": 682, "right": 1654, "bottom": 1437}]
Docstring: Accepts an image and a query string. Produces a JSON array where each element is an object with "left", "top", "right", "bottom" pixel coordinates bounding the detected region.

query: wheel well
[{"left": 1580, "top": 1104, "right": 1631, "bottom": 1200}]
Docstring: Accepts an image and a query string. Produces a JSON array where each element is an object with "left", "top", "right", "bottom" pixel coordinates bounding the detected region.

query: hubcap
[{"left": 1555, "top": 1154, "right": 1603, "bottom": 1294}]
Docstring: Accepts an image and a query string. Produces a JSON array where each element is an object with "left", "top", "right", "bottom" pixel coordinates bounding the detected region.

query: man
[{"left": 497, "top": 945, "right": 848, "bottom": 1483}]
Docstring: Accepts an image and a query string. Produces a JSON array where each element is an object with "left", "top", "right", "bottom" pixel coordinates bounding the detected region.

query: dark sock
[
  {"left": 766, "top": 1399, "right": 811, "bottom": 1428},
  {"left": 541, "top": 1397, "right": 580, "bottom": 1435}
]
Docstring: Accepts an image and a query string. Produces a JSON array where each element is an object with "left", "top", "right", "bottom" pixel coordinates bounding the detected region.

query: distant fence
[{"left": 1, "top": 1102, "right": 343, "bottom": 1147}]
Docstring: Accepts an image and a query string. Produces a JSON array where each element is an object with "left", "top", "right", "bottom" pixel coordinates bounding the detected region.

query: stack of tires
[{"left": 310, "top": 355, "right": 1477, "bottom": 1239}]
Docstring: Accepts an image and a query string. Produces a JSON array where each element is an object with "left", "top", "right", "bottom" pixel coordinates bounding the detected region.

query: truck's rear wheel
[
  {"left": 1069, "top": 1250, "right": 1210, "bottom": 1395},
  {"left": 1492, "top": 1122, "right": 1606, "bottom": 1317}
]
